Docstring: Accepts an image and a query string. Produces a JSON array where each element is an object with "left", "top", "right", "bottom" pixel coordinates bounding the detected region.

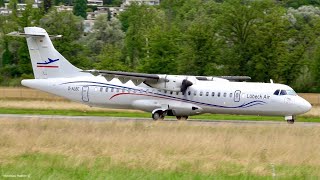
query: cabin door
[
  {"left": 234, "top": 90, "right": 241, "bottom": 102},
  {"left": 82, "top": 86, "right": 89, "bottom": 102}
]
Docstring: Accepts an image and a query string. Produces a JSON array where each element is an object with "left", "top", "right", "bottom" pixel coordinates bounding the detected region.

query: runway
[{"left": 0, "top": 114, "right": 319, "bottom": 127}]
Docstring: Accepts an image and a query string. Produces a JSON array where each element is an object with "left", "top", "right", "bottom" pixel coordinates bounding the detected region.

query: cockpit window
[
  {"left": 274, "top": 89, "right": 280, "bottom": 95},
  {"left": 274, "top": 89, "right": 297, "bottom": 96},
  {"left": 286, "top": 90, "right": 297, "bottom": 96},
  {"left": 280, "top": 90, "right": 287, "bottom": 95}
]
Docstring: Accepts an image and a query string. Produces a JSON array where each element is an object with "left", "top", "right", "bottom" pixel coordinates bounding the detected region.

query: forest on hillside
[{"left": 1, "top": 0, "right": 320, "bottom": 92}]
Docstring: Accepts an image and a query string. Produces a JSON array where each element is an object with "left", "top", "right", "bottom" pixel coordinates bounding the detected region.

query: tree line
[{"left": 1, "top": 0, "right": 320, "bottom": 92}]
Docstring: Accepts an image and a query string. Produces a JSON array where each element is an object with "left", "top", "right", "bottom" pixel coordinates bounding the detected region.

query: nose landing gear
[{"left": 285, "top": 115, "right": 295, "bottom": 124}]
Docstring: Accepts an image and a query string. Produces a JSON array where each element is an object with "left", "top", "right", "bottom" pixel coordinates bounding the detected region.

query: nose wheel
[{"left": 285, "top": 116, "right": 295, "bottom": 124}]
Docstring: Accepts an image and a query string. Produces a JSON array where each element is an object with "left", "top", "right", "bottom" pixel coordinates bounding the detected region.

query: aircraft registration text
[{"left": 68, "top": 86, "right": 80, "bottom": 91}]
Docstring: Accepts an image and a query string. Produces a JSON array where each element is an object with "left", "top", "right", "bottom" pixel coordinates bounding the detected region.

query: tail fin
[{"left": 10, "top": 27, "right": 89, "bottom": 79}]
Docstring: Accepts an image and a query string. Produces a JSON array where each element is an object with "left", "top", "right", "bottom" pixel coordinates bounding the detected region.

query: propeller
[{"left": 180, "top": 79, "right": 193, "bottom": 94}]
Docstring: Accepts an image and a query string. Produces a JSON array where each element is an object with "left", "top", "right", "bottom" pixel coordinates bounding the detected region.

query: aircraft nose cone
[{"left": 300, "top": 99, "right": 312, "bottom": 114}]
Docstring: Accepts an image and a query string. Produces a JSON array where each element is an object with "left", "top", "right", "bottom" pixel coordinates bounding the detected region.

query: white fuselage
[{"left": 21, "top": 75, "right": 311, "bottom": 117}]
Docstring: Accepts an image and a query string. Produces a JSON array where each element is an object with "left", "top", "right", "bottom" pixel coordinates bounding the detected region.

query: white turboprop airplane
[{"left": 8, "top": 27, "right": 312, "bottom": 124}]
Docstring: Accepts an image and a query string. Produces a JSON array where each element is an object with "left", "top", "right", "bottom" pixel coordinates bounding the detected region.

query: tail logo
[{"left": 37, "top": 58, "right": 59, "bottom": 68}]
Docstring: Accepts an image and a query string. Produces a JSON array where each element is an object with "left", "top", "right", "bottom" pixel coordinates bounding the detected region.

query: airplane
[{"left": 7, "top": 27, "right": 312, "bottom": 124}]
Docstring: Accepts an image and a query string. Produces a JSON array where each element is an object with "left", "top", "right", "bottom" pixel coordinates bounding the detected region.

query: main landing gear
[
  {"left": 151, "top": 110, "right": 189, "bottom": 121},
  {"left": 152, "top": 110, "right": 165, "bottom": 121},
  {"left": 285, "top": 115, "right": 295, "bottom": 124}
]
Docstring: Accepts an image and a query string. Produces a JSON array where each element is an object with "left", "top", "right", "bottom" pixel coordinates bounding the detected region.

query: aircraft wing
[
  {"left": 83, "top": 70, "right": 160, "bottom": 85},
  {"left": 84, "top": 70, "right": 251, "bottom": 92},
  {"left": 196, "top": 76, "right": 251, "bottom": 81}
]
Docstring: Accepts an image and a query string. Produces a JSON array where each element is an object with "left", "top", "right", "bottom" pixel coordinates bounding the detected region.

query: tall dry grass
[{"left": 0, "top": 119, "right": 319, "bottom": 176}]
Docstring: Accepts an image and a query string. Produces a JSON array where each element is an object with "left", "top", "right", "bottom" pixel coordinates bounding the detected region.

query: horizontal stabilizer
[{"left": 7, "top": 31, "right": 62, "bottom": 39}]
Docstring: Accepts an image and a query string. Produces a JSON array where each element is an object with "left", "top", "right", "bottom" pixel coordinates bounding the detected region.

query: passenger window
[
  {"left": 116, "top": 88, "right": 120, "bottom": 93},
  {"left": 176, "top": 92, "right": 179, "bottom": 95},
  {"left": 280, "top": 90, "right": 287, "bottom": 95},
  {"left": 188, "top": 91, "right": 191, "bottom": 96},
  {"left": 200, "top": 92, "right": 203, "bottom": 96},
  {"left": 212, "top": 92, "right": 215, "bottom": 97},
  {"left": 223, "top": 93, "right": 227, "bottom": 97},
  {"left": 100, "top": 87, "right": 103, "bottom": 92},
  {"left": 164, "top": 90, "right": 167, "bottom": 94},
  {"left": 206, "top": 92, "right": 209, "bottom": 96},
  {"left": 218, "top": 92, "right": 221, "bottom": 97},
  {"left": 274, "top": 89, "right": 280, "bottom": 95},
  {"left": 194, "top": 91, "right": 197, "bottom": 96},
  {"left": 105, "top": 87, "right": 108, "bottom": 92},
  {"left": 170, "top": 91, "right": 173, "bottom": 95},
  {"left": 229, "top": 93, "right": 232, "bottom": 98},
  {"left": 111, "top": 88, "right": 114, "bottom": 92}
]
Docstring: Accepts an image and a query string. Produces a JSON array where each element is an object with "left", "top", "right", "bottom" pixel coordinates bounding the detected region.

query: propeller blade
[{"left": 180, "top": 79, "right": 193, "bottom": 93}]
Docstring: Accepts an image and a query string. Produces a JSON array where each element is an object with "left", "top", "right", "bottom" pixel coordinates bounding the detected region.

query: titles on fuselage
[{"left": 246, "top": 94, "right": 270, "bottom": 100}]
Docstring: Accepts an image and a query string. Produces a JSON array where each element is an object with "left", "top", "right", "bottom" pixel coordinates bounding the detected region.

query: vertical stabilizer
[{"left": 23, "top": 27, "right": 88, "bottom": 79}]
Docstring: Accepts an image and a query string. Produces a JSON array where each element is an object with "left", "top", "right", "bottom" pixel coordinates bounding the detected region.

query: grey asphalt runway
[{"left": 0, "top": 114, "right": 319, "bottom": 127}]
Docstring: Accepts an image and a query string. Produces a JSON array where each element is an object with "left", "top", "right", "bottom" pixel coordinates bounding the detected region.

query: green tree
[
  {"left": 120, "top": 4, "right": 165, "bottom": 69},
  {"left": 95, "top": 44, "right": 126, "bottom": 71},
  {"left": 73, "top": 0, "right": 87, "bottom": 19},
  {"left": 43, "top": 0, "right": 52, "bottom": 13},
  {"left": 0, "top": 0, "right": 5, "bottom": 7},
  {"left": 81, "top": 15, "right": 125, "bottom": 55}
]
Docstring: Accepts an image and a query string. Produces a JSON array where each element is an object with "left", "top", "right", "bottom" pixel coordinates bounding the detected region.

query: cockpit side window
[
  {"left": 280, "top": 90, "right": 287, "bottom": 95},
  {"left": 274, "top": 89, "right": 280, "bottom": 95},
  {"left": 286, "top": 90, "right": 297, "bottom": 96}
]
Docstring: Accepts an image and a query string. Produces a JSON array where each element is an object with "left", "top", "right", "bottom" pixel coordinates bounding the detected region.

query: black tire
[
  {"left": 152, "top": 111, "right": 164, "bottom": 121},
  {"left": 287, "top": 119, "right": 294, "bottom": 124},
  {"left": 152, "top": 112, "right": 161, "bottom": 121},
  {"left": 176, "top": 116, "right": 182, "bottom": 120}
]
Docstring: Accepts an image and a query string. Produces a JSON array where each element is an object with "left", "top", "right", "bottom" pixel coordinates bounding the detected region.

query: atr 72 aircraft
[{"left": 8, "top": 27, "right": 312, "bottom": 124}]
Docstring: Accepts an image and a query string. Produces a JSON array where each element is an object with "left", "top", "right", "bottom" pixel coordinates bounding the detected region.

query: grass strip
[
  {"left": 0, "top": 108, "right": 319, "bottom": 122},
  {"left": 0, "top": 152, "right": 313, "bottom": 180}
]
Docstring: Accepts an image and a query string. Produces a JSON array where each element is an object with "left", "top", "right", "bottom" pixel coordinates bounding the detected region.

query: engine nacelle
[{"left": 146, "top": 75, "right": 194, "bottom": 92}]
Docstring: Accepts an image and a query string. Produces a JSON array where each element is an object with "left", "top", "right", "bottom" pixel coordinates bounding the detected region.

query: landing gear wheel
[
  {"left": 152, "top": 111, "right": 165, "bottom": 121},
  {"left": 176, "top": 116, "right": 182, "bottom": 120},
  {"left": 152, "top": 112, "right": 160, "bottom": 121},
  {"left": 285, "top": 115, "right": 295, "bottom": 124},
  {"left": 287, "top": 119, "right": 294, "bottom": 124}
]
